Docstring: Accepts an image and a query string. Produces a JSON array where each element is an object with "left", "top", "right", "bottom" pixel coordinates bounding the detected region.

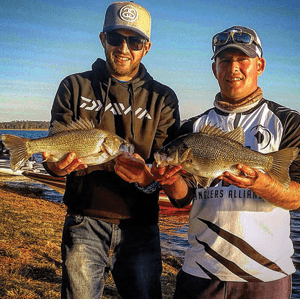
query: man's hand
[
  {"left": 151, "top": 162, "right": 190, "bottom": 201},
  {"left": 218, "top": 164, "right": 259, "bottom": 189},
  {"left": 42, "top": 152, "right": 87, "bottom": 176},
  {"left": 114, "top": 153, "right": 154, "bottom": 186},
  {"left": 151, "top": 162, "right": 184, "bottom": 186},
  {"left": 219, "top": 164, "right": 300, "bottom": 210}
]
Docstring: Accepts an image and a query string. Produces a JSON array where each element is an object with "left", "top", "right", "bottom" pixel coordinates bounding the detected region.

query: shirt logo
[
  {"left": 80, "top": 96, "right": 152, "bottom": 120},
  {"left": 250, "top": 125, "right": 272, "bottom": 150},
  {"left": 119, "top": 5, "right": 138, "bottom": 22},
  {"left": 80, "top": 96, "right": 102, "bottom": 111}
]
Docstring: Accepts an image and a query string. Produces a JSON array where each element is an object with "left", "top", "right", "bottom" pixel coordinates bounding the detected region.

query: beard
[{"left": 105, "top": 49, "right": 141, "bottom": 79}]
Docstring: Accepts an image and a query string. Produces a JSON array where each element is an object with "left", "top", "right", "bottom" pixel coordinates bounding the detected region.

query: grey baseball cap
[
  {"left": 103, "top": 1, "right": 151, "bottom": 40},
  {"left": 212, "top": 26, "right": 263, "bottom": 60}
]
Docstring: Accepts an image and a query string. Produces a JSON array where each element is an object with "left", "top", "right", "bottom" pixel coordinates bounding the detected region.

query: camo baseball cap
[
  {"left": 212, "top": 26, "right": 263, "bottom": 60},
  {"left": 103, "top": 1, "right": 151, "bottom": 41}
]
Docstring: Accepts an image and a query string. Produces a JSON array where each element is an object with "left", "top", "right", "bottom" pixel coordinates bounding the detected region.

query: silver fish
[
  {"left": 154, "top": 123, "right": 299, "bottom": 189},
  {"left": 1, "top": 118, "right": 134, "bottom": 171}
]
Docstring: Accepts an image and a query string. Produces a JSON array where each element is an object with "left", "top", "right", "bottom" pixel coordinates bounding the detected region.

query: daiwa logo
[
  {"left": 80, "top": 96, "right": 152, "bottom": 120},
  {"left": 80, "top": 96, "right": 102, "bottom": 111}
]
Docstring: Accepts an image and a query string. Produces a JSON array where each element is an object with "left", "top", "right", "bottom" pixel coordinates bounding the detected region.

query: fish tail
[
  {"left": 1, "top": 134, "right": 32, "bottom": 171},
  {"left": 268, "top": 147, "right": 299, "bottom": 189}
]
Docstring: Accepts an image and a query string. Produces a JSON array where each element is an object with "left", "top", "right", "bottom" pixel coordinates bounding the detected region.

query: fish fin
[
  {"left": 181, "top": 172, "right": 197, "bottom": 188},
  {"left": 199, "top": 123, "right": 245, "bottom": 145},
  {"left": 194, "top": 175, "right": 213, "bottom": 189},
  {"left": 199, "top": 123, "right": 224, "bottom": 135},
  {"left": 1, "top": 134, "right": 32, "bottom": 171},
  {"left": 223, "top": 127, "right": 245, "bottom": 145},
  {"left": 268, "top": 147, "right": 299, "bottom": 189},
  {"left": 181, "top": 148, "right": 192, "bottom": 163},
  {"left": 50, "top": 117, "right": 95, "bottom": 135}
]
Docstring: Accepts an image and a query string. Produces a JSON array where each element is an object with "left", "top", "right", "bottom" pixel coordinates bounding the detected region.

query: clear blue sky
[{"left": 1, "top": 0, "right": 299, "bottom": 121}]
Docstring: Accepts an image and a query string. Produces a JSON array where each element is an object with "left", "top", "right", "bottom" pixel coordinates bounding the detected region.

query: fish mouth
[
  {"left": 154, "top": 152, "right": 169, "bottom": 168},
  {"left": 119, "top": 143, "right": 134, "bottom": 154}
]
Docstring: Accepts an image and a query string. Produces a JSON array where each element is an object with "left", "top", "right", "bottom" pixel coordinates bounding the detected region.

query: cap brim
[
  {"left": 211, "top": 43, "right": 258, "bottom": 60},
  {"left": 103, "top": 25, "right": 150, "bottom": 41}
]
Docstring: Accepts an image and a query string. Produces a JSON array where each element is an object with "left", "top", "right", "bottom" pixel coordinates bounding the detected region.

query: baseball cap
[
  {"left": 103, "top": 1, "right": 151, "bottom": 41},
  {"left": 212, "top": 26, "right": 263, "bottom": 60}
]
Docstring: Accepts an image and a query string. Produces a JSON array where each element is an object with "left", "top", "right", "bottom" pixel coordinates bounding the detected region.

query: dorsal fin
[
  {"left": 199, "top": 123, "right": 224, "bottom": 136},
  {"left": 199, "top": 123, "right": 245, "bottom": 145},
  {"left": 223, "top": 127, "right": 245, "bottom": 145},
  {"left": 50, "top": 117, "right": 95, "bottom": 135}
]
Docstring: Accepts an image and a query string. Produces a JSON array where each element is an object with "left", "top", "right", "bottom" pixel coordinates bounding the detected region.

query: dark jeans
[
  {"left": 61, "top": 215, "right": 162, "bottom": 299},
  {"left": 174, "top": 269, "right": 292, "bottom": 299}
]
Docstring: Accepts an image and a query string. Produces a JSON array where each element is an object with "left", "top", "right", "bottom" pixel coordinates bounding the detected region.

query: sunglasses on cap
[
  {"left": 105, "top": 31, "right": 146, "bottom": 51},
  {"left": 212, "top": 30, "right": 262, "bottom": 51}
]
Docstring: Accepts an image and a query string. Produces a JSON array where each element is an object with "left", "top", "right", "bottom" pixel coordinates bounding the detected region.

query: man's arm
[
  {"left": 151, "top": 163, "right": 194, "bottom": 208},
  {"left": 219, "top": 164, "right": 300, "bottom": 210},
  {"left": 115, "top": 154, "right": 194, "bottom": 206}
]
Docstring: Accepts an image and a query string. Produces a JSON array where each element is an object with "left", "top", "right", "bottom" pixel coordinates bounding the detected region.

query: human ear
[
  {"left": 257, "top": 57, "right": 266, "bottom": 76},
  {"left": 142, "top": 41, "right": 152, "bottom": 57},
  {"left": 212, "top": 61, "right": 217, "bottom": 79},
  {"left": 99, "top": 32, "right": 105, "bottom": 48}
]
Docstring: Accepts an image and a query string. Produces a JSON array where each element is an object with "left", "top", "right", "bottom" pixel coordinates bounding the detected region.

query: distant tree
[{"left": 0, "top": 121, "right": 50, "bottom": 130}]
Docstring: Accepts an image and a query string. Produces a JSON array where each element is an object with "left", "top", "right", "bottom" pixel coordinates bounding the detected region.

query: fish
[
  {"left": 1, "top": 118, "right": 134, "bottom": 172},
  {"left": 154, "top": 123, "right": 299, "bottom": 189}
]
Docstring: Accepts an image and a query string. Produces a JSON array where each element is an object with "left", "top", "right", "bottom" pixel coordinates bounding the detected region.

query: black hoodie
[{"left": 49, "top": 58, "right": 180, "bottom": 225}]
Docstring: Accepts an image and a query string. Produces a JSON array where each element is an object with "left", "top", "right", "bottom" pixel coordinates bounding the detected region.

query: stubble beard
[{"left": 106, "top": 50, "right": 140, "bottom": 79}]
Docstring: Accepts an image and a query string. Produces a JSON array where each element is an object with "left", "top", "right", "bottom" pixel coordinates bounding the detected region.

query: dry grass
[
  {"left": 0, "top": 177, "right": 65, "bottom": 299},
  {"left": 0, "top": 174, "right": 181, "bottom": 298}
]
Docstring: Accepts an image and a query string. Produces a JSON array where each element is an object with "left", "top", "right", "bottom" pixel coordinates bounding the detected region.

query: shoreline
[
  {"left": 0, "top": 128, "right": 48, "bottom": 131},
  {"left": 0, "top": 173, "right": 180, "bottom": 298}
]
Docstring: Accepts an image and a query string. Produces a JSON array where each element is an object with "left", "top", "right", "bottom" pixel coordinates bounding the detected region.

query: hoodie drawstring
[
  {"left": 98, "top": 77, "right": 112, "bottom": 123},
  {"left": 128, "top": 83, "right": 135, "bottom": 140}
]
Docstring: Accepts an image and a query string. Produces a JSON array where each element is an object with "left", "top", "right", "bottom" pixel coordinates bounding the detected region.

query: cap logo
[{"left": 120, "top": 5, "right": 138, "bottom": 22}]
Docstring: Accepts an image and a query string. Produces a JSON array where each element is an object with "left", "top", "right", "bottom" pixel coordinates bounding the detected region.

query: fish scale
[{"left": 28, "top": 130, "right": 106, "bottom": 156}]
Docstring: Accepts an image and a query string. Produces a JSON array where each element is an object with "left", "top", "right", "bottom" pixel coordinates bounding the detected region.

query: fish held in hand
[
  {"left": 154, "top": 123, "right": 299, "bottom": 189},
  {"left": 1, "top": 118, "right": 134, "bottom": 171}
]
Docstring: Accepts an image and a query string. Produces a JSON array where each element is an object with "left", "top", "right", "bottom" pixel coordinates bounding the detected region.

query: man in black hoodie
[{"left": 43, "top": 2, "right": 180, "bottom": 298}]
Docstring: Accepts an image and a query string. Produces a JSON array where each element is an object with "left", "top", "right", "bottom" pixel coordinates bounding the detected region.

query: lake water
[{"left": 1, "top": 129, "right": 299, "bottom": 298}]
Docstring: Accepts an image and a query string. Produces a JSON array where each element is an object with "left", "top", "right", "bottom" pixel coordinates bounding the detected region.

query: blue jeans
[{"left": 61, "top": 214, "right": 162, "bottom": 299}]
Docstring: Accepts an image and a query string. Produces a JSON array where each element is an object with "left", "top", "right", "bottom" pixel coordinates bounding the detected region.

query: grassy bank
[{"left": 0, "top": 174, "right": 181, "bottom": 298}]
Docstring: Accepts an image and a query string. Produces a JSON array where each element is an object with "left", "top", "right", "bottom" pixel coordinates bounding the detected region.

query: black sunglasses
[{"left": 105, "top": 31, "right": 146, "bottom": 51}]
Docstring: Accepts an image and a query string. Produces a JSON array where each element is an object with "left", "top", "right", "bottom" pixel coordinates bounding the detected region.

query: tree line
[{"left": 0, "top": 121, "right": 50, "bottom": 130}]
